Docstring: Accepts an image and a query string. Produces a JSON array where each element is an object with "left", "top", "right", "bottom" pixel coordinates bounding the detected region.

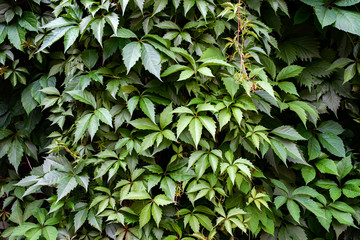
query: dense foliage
[{"left": 1, "top": 0, "right": 360, "bottom": 239}]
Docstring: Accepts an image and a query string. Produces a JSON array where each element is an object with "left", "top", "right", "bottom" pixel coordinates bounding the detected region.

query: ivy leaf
[
  {"left": 7, "top": 24, "right": 26, "bottom": 51},
  {"left": 129, "top": 118, "right": 160, "bottom": 131},
  {"left": 301, "top": 166, "right": 316, "bottom": 185},
  {"left": 271, "top": 126, "right": 306, "bottom": 141},
  {"left": 119, "top": 0, "right": 130, "bottom": 14},
  {"left": 344, "top": 63, "right": 356, "bottom": 83},
  {"left": 334, "top": 0, "right": 360, "bottom": 6},
  {"left": 189, "top": 118, "right": 202, "bottom": 148},
  {"left": 139, "top": 97, "right": 156, "bottom": 123},
  {"left": 334, "top": 9, "right": 360, "bottom": 36},
  {"left": 154, "top": 194, "right": 173, "bottom": 206},
  {"left": 277, "top": 65, "right": 304, "bottom": 81},
  {"left": 38, "top": 26, "right": 73, "bottom": 52},
  {"left": 8, "top": 138, "right": 24, "bottom": 172},
  {"left": 68, "top": 90, "right": 97, "bottom": 109},
  {"left": 222, "top": 77, "right": 239, "bottom": 99},
  {"left": 94, "top": 108, "right": 113, "bottom": 127},
  {"left": 184, "top": 0, "right": 195, "bottom": 15},
  {"left": 64, "top": 26, "right": 80, "bottom": 52},
  {"left": 317, "top": 132, "right": 345, "bottom": 157},
  {"left": 87, "top": 210, "right": 102, "bottom": 231},
  {"left": 152, "top": 203, "right": 163, "bottom": 227},
  {"left": 287, "top": 200, "right": 300, "bottom": 223},
  {"left": 141, "top": 43, "right": 162, "bottom": 80},
  {"left": 315, "top": 159, "right": 339, "bottom": 176},
  {"left": 74, "top": 113, "right": 92, "bottom": 143},
  {"left": 42, "top": 226, "right": 57, "bottom": 240},
  {"left": 105, "top": 12, "right": 119, "bottom": 34},
  {"left": 88, "top": 115, "right": 99, "bottom": 140},
  {"left": 74, "top": 208, "right": 89, "bottom": 231},
  {"left": 270, "top": 138, "right": 287, "bottom": 164},
  {"left": 139, "top": 203, "right": 152, "bottom": 228},
  {"left": 153, "top": 0, "right": 168, "bottom": 16},
  {"left": 122, "top": 42, "right": 141, "bottom": 74},
  {"left": 160, "top": 176, "right": 177, "bottom": 200},
  {"left": 315, "top": 6, "right": 337, "bottom": 28},
  {"left": 91, "top": 18, "right": 105, "bottom": 46},
  {"left": 82, "top": 49, "right": 99, "bottom": 70},
  {"left": 198, "top": 116, "right": 216, "bottom": 140},
  {"left": 308, "top": 137, "right": 321, "bottom": 160},
  {"left": 57, "top": 176, "right": 77, "bottom": 202}
]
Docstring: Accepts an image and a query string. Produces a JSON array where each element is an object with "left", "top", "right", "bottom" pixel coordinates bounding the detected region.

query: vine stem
[
  {"left": 25, "top": 155, "right": 33, "bottom": 170},
  {"left": 236, "top": 0, "right": 250, "bottom": 82}
]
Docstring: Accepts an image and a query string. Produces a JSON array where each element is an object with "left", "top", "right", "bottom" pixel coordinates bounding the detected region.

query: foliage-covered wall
[{"left": 1, "top": 0, "right": 360, "bottom": 239}]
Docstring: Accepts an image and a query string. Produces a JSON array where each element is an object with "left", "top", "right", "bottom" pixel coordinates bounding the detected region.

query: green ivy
[{"left": 1, "top": 0, "right": 360, "bottom": 239}]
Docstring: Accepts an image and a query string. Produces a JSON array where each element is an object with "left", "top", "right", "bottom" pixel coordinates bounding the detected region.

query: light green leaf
[
  {"left": 124, "top": 191, "right": 152, "bottom": 200},
  {"left": 68, "top": 90, "right": 96, "bottom": 109},
  {"left": 122, "top": 42, "right": 142, "bottom": 74},
  {"left": 270, "top": 138, "right": 287, "bottom": 164},
  {"left": 344, "top": 63, "right": 356, "bottom": 83},
  {"left": 91, "top": 18, "right": 105, "bottom": 46},
  {"left": 129, "top": 118, "right": 160, "bottom": 131},
  {"left": 7, "top": 24, "right": 26, "bottom": 51},
  {"left": 256, "top": 81, "right": 275, "bottom": 100},
  {"left": 140, "top": 97, "right": 156, "bottom": 123},
  {"left": 184, "top": 0, "right": 195, "bottom": 15},
  {"left": 74, "top": 113, "right": 92, "bottom": 143},
  {"left": 222, "top": 77, "right": 239, "bottom": 99},
  {"left": 334, "top": 9, "right": 360, "bottom": 36},
  {"left": 308, "top": 137, "right": 321, "bottom": 160},
  {"left": 57, "top": 176, "right": 77, "bottom": 202},
  {"left": 74, "top": 208, "right": 89, "bottom": 231},
  {"left": 160, "top": 104, "right": 173, "bottom": 129},
  {"left": 176, "top": 115, "right": 193, "bottom": 137},
  {"left": 94, "top": 108, "right": 113, "bottom": 127},
  {"left": 315, "top": 159, "right": 339, "bottom": 176},
  {"left": 189, "top": 117, "right": 202, "bottom": 148},
  {"left": 115, "top": 27, "right": 137, "bottom": 38},
  {"left": 64, "top": 26, "right": 80, "bottom": 52},
  {"left": 335, "top": 0, "right": 360, "bottom": 6},
  {"left": 105, "top": 12, "right": 119, "bottom": 34},
  {"left": 88, "top": 115, "right": 99, "bottom": 140},
  {"left": 317, "top": 132, "right": 345, "bottom": 157},
  {"left": 152, "top": 203, "right": 163, "bottom": 227},
  {"left": 287, "top": 200, "right": 300, "bottom": 223},
  {"left": 160, "top": 176, "right": 177, "bottom": 200},
  {"left": 154, "top": 194, "right": 173, "bottom": 206},
  {"left": 197, "top": 66, "right": 214, "bottom": 77},
  {"left": 153, "top": 0, "right": 168, "bottom": 16},
  {"left": 277, "top": 81, "right": 298, "bottom": 95},
  {"left": 277, "top": 65, "right": 304, "bottom": 81},
  {"left": 271, "top": 126, "right": 306, "bottom": 141},
  {"left": 141, "top": 43, "right": 162, "bottom": 80},
  {"left": 139, "top": 203, "right": 152, "bottom": 228},
  {"left": 315, "top": 6, "right": 337, "bottom": 28},
  {"left": 301, "top": 166, "right": 316, "bottom": 185},
  {"left": 198, "top": 116, "right": 216, "bottom": 140},
  {"left": 38, "top": 26, "right": 73, "bottom": 52}
]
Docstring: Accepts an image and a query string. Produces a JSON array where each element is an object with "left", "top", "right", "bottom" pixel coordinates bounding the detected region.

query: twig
[{"left": 236, "top": 0, "right": 250, "bottom": 82}]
